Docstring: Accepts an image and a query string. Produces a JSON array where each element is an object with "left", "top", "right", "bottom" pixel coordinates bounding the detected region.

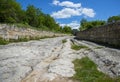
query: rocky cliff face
[{"left": 0, "top": 24, "right": 64, "bottom": 40}]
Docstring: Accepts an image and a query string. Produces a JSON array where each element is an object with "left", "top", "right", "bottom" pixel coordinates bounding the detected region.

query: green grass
[
  {"left": 0, "top": 35, "right": 56, "bottom": 45},
  {"left": 72, "top": 57, "right": 120, "bottom": 82},
  {"left": 71, "top": 44, "right": 88, "bottom": 50},
  {"left": 15, "top": 23, "right": 31, "bottom": 28},
  {"left": 39, "top": 35, "right": 56, "bottom": 39},
  {"left": 62, "top": 39, "right": 67, "bottom": 43},
  {"left": 0, "top": 37, "right": 9, "bottom": 45},
  {"left": 94, "top": 46, "right": 103, "bottom": 49}
]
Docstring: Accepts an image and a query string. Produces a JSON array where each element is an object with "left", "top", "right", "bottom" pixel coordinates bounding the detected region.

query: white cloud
[
  {"left": 59, "top": 1, "right": 81, "bottom": 8},
  {"left": 51, "top": 0, "right": 96, "bottom": 19},
  {"left": 60, "top": 21, "right": 80, "bottom": 29},
  {"left": 53, "top": 0, "right": 81, "bottom": 8},
  {"left": 53, "top": 0, "right": 60, "bottom": 5},
  {"left": 82, "top": 8, "right": 95, "bottom": 17},
  {"left": 51, "top": 8, "right": 82, "bottom": 19}
]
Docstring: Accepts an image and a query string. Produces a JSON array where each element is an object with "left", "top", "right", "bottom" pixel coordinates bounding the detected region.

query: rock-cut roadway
[{"left": 0, "top": 36, "right": 120, "bottom": 82}]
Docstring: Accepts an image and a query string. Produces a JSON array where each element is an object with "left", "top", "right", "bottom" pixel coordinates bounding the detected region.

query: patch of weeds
[
  {"left": 15, "top": 23, "right": 30, "bottom": 28},
  {"left": 94, "top": 46, "right": 103, "bottom": 49},
  {"left": 71, "top": 44, "right": 88, "bottom": 51},
  {"left": 0, "top": 37, "right": 9, "bottom": 45},
  {"left": 9, "top": 37, "right": 30, "bottom": 42},
  {"left": 39, "top": 35, "right": 56, "bottom": 39},
  {"left": 72, "top": 57, "right": 120, "bottom": 82},
  {"left": 0, "top": 35, "right": 57, "bottom": 45},
  {"left": 40, "top": 36, "right": 51, "bottom": 39},
  {"left": 62, "top": 39, "right": 67, "bottom": 43}
]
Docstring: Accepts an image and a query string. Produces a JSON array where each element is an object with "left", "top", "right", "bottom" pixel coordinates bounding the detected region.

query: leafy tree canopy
[
  {"left": 107, "top": 15, "right": 120, "bottom": 23},
  {"left": 62, "top": 26, "right": 72, "bottom": 34},
  {"left": 0, "top": 0, "right": 22, "bottom": 23},
  {"left": 79, "top": 18, "right": 106, "bottom": 31},
  {"left": 0, "top": 0, "right": 70, "bottom": 33}
]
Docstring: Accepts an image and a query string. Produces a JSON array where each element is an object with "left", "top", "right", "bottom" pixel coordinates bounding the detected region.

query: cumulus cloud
[
  {"left": 60, "top": 21, "right": 80, "bottom": 29},
  {"left": 53, "top": 0, "right": 59, "bottom": 5},
  {"left": 53, "top": 0, "right": 81, "bottom": 8},
  {"left": 82, "top": 8, "right": 95, "bottom": 17},
  {"left": 51, "top": 8, "right": 82, "bottom": 19},
  {"left": 51, "top": 0, "right": 95, "bottom": 19}
]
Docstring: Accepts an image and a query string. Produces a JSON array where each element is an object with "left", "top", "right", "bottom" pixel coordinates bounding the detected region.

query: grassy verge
[
  {"left": 94, "top": 46, "right": 103, "bottom": 49},
  {"left": 0, "top": 36, "right": 56, "bottom": 45},
  {"left": 71, "top": 44, "right": 89, "bottom": 50},
  {"left": 72, "top": 57, "right": 120, "bottom": 82},
  {"left": 62, "top": 39, "right": 67, "bottom": 43},
  {"left": 0, "top": 37, "right": 9, "bottom": 45}
]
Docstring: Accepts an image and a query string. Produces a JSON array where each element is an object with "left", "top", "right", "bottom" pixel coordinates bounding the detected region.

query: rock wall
[
  {"left": 76, "top": 22, "right": 120, "bottom": 47},
  {"left": 0, "top": 24, "right": 65, "bottom": 40}
]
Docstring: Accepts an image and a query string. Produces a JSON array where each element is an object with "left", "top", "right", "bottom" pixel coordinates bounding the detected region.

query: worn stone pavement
[{"left": 0, "top": 36, "right": 120, "bottom": 82}]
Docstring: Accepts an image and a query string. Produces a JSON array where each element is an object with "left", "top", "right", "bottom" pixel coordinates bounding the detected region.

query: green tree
[
  {"left": 44, "top": 14, "right": 56, "bottom": 30},
  {"left": 26, "top": 5, "right": 38, "bottom": 27},
  {"left": 0, "top": 0, "right": 64, "bottom": 33},
  {"left": 107, "top": 15, "right": 120, "bottom": 23},
  {"left": 79, "top": 19, "right": 106, "bottom": 31},
  {"left": 62, "top": 26, "right": 72, "bottom": 34},
  {"left": 80, "top": 18, "right": 87, "bottom": 27},
  {"left": 0, "top": 0, "right": 22, "bottom": 23},
  {"left": 79, "top": 18, "right": 87, "bottom": 31}
]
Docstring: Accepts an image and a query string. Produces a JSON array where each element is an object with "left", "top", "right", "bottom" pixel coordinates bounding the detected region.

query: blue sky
[{"left": 17, "top": 0, "right": 120, "bottom": 29}]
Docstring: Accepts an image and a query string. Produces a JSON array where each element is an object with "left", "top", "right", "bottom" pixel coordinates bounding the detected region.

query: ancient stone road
[{"left": 0, "top": 36, "right": 120, "bottom": 82}]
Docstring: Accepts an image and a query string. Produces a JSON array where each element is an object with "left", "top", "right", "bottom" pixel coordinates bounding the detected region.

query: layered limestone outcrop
[{"left": 0, "top": 24, "right": 65, "bottom": 40}]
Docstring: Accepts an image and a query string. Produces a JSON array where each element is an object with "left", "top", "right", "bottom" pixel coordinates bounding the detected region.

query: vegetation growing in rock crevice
[
  {"left": 71, "top": 44, "right": 88, "bottom": 51},
  {"left": 62, "top": 39, "right": 67, "bottom": 43},
  {"left": 72, "top": 57, "right": 120, "bottom": 82},
  {"left": 0, "top": 37, "right": 9, "bottom": 45}
]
